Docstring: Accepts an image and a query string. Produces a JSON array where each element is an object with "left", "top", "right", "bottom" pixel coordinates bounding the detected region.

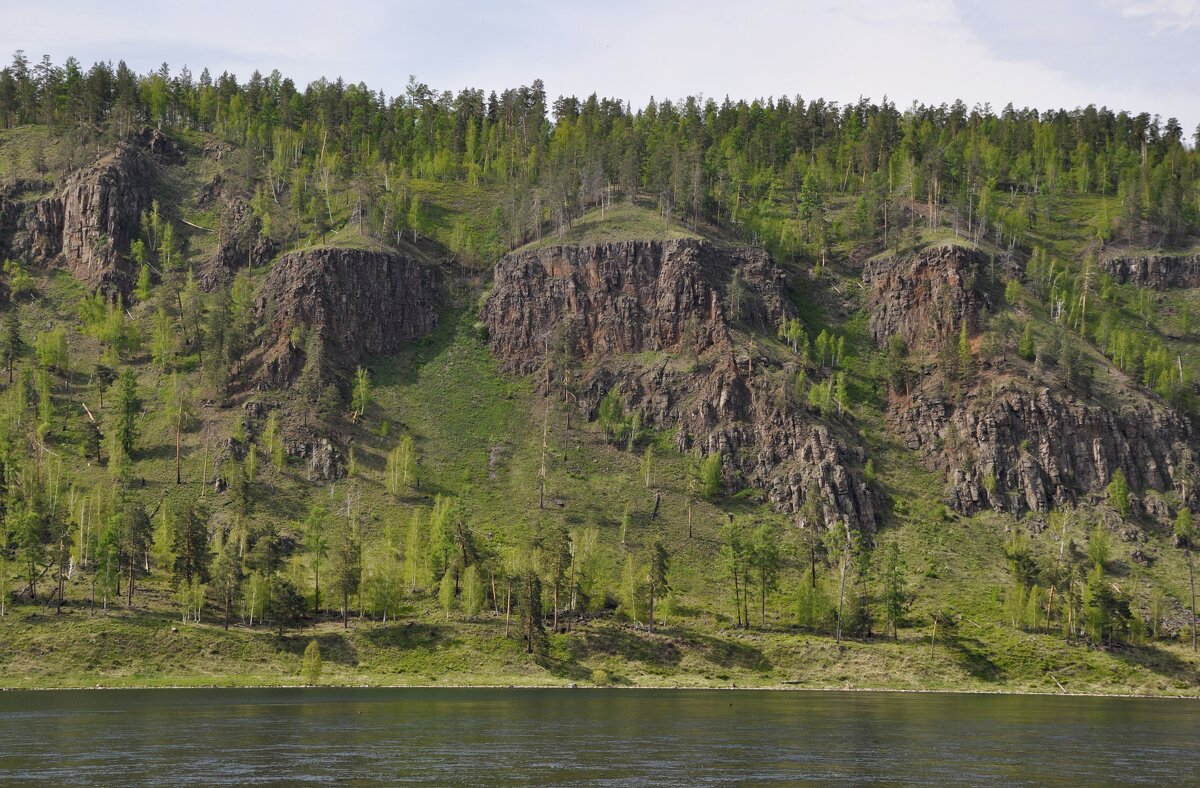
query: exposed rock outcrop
[
  {"left": 255, "top": 247, "right": 439, "bottom": 385},
  {"left": 199, "top": 196, "right": 278, "bottom": 289},
  {"left": 484, "top": 240, "right": 790, "bottom": 374},
  {"left": 483, "top": 240, "right": 879, "bottom": 532},
  {"left": 13, "top": 198, "right": 64, "bottom": 261},
  {"left": 891, "top": 382, "right": 1188, "bottom": 515},
  {"left": 1103, "top": 252, "right": 1200, "bottom": 290},
  {"left": 869, "top": 241, "right": 1190, "bottom": 517},
  {"left": 864, "top": 244, "right": 986, "bottom": 350},
  {"left": 58, "top": 143, "right": 153, "bottom": 292}
]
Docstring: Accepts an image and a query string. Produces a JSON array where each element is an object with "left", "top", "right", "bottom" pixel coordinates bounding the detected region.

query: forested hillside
[{"left": 1, "top": 51, "right": 1199, "bottom": 693}]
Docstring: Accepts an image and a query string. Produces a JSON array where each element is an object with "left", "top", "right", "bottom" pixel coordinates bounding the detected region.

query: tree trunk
[
  {"left": 835, "top": 555, "right": 848, "bottom": 643},
  {"left": 1189, "top": 547, "right": 1197, "bottom": 652},
  {"left": 649, "top": 584, "right": 655, "bottom": 634},
  {"left": 760, "top": 573, "right": 767, "bottom": 629},
  {"left": 505, "top": 586, "right": 512, "bottom": 638},
  {"left": 731, "top": 565, "right": 742, "bottom": 629}
]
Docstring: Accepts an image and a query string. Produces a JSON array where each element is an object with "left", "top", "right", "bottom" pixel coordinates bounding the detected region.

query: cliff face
[
  {"left": 891, "top": 384, "right": 1188, "bottom": 514},
  {"left": 483, "top": 240, "right": 790, "bottom": 373},
  {"left": 1103, "top": 253, "right": 1200, "bottom": 290},
  {"left": 484, "top": 240, "right": 879, "bottom": 532},
  {"left": 0, "top": 135, "right": 160, "bottom": 293},
  {"left": 867, "top": 243, "right": 1189, "bottom": 515},
  {"left": 58, "top": 143, "right": 154, "bottom": 293},
  {"left": 255, "top": 247, "right": 439, "bottom": 385},
  {"left": 198, "top": 195, "right": 279, "bottom": 289},
  {"left": 864, "top": 244, "right": 986, "bottom": 350}
]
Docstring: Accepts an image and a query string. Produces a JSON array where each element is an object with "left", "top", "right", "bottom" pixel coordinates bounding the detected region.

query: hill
[{"left": 0, "top": 59, "right": 1199, "bottom": 693}]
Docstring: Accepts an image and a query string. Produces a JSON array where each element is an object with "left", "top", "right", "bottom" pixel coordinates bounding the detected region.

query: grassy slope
[{"left": 1, "top": 129, "right": 1198, "bottom": 694}]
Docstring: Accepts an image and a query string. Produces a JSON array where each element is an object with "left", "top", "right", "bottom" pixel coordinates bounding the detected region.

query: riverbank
[{"left": 3, "top": 604, "right": 1197, "bottom": 697}]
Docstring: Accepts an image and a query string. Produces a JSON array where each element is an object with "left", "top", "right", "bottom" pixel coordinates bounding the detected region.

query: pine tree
[
  {"left": 517, "top": 569, "right": 546, "bottom": 654},
  {"left": 172, "top": 501, "right": 210, "bottom": 585},
  {"left": 1, "top": 310, "right": 24, "bottom": 383},
  {"left": 113, "top": 367, "right": 141, "bottom": 458},
  {"left": 211, "top": 539, "right": 242, "bottom": 630}
]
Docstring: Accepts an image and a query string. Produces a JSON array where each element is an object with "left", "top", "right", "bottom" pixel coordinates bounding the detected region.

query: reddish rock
[
  {"left": 484, "top": 239, "right": 878, "bottom": 532},
  {"left": 255, "top": 247, "right": 439, "bottom": 385}
]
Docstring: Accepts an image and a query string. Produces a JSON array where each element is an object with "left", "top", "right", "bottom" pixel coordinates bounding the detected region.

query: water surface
[{"left": 0, "top": 688, "right": 1196, "bottom": 785}]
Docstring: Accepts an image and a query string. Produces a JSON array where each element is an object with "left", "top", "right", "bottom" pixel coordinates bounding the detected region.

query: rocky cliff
[
  {"left": 255, "top": 247, "right": 439, "bottom": 385},
  {"left": 483, "top": 240, "right": 790, "bottom": 373},
  {"left": 864, "top": 244, "right": 987, "bottom": 350},
  {"left": 891, "top": 382, "right": 1188, "bottom": 514},
  {"left": 1103, "top": 252, "right": 1200, "bottom": 290},
  {"left": 197, "top": 190, "right": 279, "bottom": 289},
  {"left": 0, "top": 133, "right": 164, "bottom": 293},
  {"left": 483, "top": 240, "right": 879, "bottom": 532},
  {"left": 868, "top": 243, "right": 1189, "bottom": 515},
  {"left": 58, "top": 143, "right": 154, "bottom": 293}
]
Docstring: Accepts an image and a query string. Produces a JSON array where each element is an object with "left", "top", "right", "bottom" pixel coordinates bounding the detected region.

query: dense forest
[
  {"left": 1, "top": 51, "right": 1198, "bottom": 691},
  {"left": 2, "top": 51, "right": 1197, "bottom": 256}
]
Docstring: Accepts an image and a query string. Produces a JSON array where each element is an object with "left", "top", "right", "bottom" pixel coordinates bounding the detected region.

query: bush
[{"left": 302, "top": 639, "right": 322, "bottom": 685}]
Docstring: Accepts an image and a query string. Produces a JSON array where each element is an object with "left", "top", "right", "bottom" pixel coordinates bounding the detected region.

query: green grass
[
  {"left": 520, "top": 203, "right": 701, "bottom": 250},
  {"left": 2, "top": 125, "right": 1199, "bottom": 696}
]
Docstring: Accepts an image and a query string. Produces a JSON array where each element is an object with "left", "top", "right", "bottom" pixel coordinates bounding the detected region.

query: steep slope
[
  {"left": 0, "top": 133, "right": 160, "bottom": 294},
  {"left": 1103, "top": 250, "right": 1200, "bottom": 290},
  {"left": 254, "top": 246, "right": 440, "bottom": 385},
  {"left": 484, "top": 239, "right": 879, "bottom": 531},
  {"left": 870, "top": 243, "right": 1190, "bottom": 515}
]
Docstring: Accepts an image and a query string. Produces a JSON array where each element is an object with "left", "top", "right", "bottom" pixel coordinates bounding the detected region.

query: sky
[{"left": 2, "top": 0, "right": 1196, "bottom": 132}]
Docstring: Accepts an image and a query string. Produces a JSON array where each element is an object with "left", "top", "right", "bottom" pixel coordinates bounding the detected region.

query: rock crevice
[
  {"left": 484, "top": 239, "right": 879, "bottom": 532},
  {"left": 255, "top": 247, "right": 439, "bottom": 385}
]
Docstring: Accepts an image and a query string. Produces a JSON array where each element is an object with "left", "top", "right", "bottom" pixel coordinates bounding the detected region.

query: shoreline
[{"left": 3, "top": 681, "right": 1197, "bottom": 700}]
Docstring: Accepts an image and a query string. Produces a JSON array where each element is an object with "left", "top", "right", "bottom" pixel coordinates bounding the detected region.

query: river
[{"left": 0, "top": 688, "right": 1195, "bottom": 784}]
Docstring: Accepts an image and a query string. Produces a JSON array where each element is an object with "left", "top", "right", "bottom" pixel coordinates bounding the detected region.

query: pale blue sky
[{"left": 3, "top": 0, "right": 1196, "bottom": 131}]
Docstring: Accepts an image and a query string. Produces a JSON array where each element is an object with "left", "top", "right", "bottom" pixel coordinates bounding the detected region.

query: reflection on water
[{"left": 0, "top": 688, "right": 1195, "bottom": 785}]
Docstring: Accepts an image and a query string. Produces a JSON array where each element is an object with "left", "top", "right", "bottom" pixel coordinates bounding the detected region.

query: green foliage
[
  {"left": 112, "top": 367, "right": 141, "bottom": 458},
  {"left": 4, "top": 259, "right": 36, "bottom": 298},
  {"left": 699, "top": 452, "right": 722, "bottom": 499},
  {"left": 1087, "top": 525, "right": 1111, "bottom": 570},
  {"left": 302, "top": 639, "right": 323, "bottom": 685},
  {"left": 795, "top": 579, "right": 835, "bottom": 633},
  {"left": 1176, "top": 508, "right": 1194, "bottom": 542},
  {"left": 0, "top": 310, "right": 25, "bottom": 380},
  {"left": 134, "top": 263, "right": 152, "bottom": 302},
  {"left": 1004, "top": 278, "right": 1022, "bottom": 306},
  {"left": 34, "top": 328, "right": 68, "bottom": 372},
  {"left": 386, "top": 434, "right": 417, "bottom": 494},
  {"left": 352, "top": 366, "right": 371, "bottom": 420},
  {"left": 597, "top": 389, "right": 642, "bottom": 448},
  {"left": 517, "top": 569, "right": 546, "bottom": 655},
  {"left": 1106, "top": 470, "right": 1130, "bottom": 519},
  {"left": 438, "top": 568, "right": 457, "bottom": 618},
  {"left": 462, "top": 564, "right": 485, "bottom": 617}
]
